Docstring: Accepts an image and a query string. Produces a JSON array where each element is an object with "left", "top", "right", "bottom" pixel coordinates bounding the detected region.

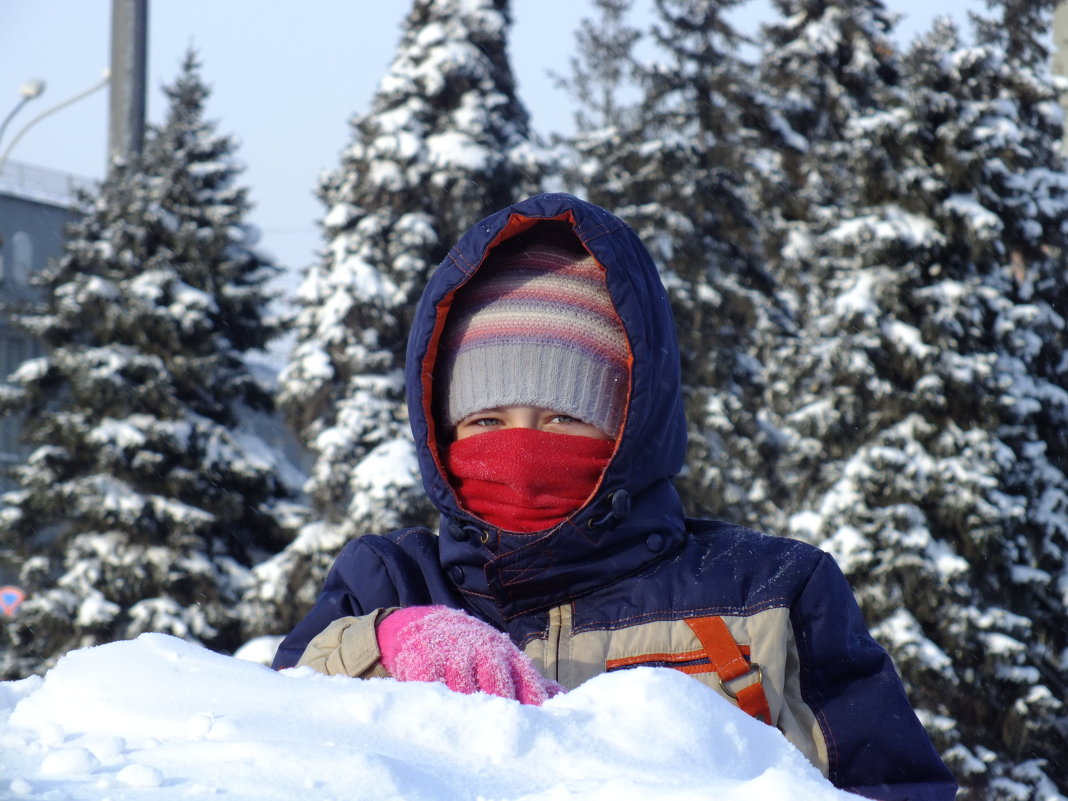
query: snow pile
[{"left": 0, "top": 633, "right": 852, "bottom": 801}]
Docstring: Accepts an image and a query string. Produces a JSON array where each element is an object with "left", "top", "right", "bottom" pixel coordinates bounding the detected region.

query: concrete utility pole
[
  {"left": 1055, "top": 1, "right": 1068, "bottom": 151},
  {"left": 108, "top": 0, "right": 148, "bottom": 167}
]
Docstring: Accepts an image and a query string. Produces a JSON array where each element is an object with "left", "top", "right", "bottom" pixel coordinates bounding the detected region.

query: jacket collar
[{"left": 438, "top": 477, "right": 686, "bottom": 619}]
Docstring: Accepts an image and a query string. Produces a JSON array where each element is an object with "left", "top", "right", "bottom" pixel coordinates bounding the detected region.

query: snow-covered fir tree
[
  {"left": 552, "top": 0, "right": 641, "bottom": 137},
  {"left": 754, "top": 0, "right": 907, "bottom": 530},
  {"left": 0, "top": 52, "right": 292, "bottom": 679},
  {"left": 759, "top": 0, "right": 900, "bottom": 213},
  {"left": 761, "top": 5, "right": 1068, "bottom": 798},
  {"left": 560, "top": 0, "right": 792, "bottom": 522},
  {"left": 889, "top": 10, "right": 1067, "bottom": 798},
  {"left": 242, "top": 0, "right": 543, "bottom": 639}
]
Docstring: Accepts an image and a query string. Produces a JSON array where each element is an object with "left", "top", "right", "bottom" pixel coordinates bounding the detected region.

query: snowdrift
[{"left": 0, "top": 633, "right": 853, "bottom": 800}]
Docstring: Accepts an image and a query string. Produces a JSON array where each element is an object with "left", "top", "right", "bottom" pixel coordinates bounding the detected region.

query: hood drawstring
[
  {"left": 585, "top": 488, "right": 632, "bottom": 532},
  {"left": 449, "top": 519, "right": 492, "bottom": 545}
]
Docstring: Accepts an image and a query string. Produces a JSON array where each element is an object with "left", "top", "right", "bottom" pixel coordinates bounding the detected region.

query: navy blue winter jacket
[{"left": 274, "top": 194, "right": 956, "bottom": 801}]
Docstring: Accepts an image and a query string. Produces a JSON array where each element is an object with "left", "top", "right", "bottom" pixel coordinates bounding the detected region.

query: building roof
[{"left": 0, "top": 159, "right": 96, "bottom": 210}]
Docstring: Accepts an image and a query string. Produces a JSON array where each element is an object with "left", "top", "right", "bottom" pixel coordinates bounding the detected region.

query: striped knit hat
[{"left": 437, "top": 236, "right": 630, "bottom": 436}]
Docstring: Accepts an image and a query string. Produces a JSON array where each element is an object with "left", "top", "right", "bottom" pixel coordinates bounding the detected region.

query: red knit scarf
[{"left": 444, "top": 428, "right": 615, "bottom": 534}]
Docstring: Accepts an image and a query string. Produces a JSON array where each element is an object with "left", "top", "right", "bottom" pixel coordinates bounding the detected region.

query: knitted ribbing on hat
[{"left": 438, "top": 241, "right": 630, "bottom": 436}]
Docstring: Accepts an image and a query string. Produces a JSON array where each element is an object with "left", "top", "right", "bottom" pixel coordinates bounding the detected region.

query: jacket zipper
[{"left": 544, "top": 604, "right": 574, "bottom": 687}]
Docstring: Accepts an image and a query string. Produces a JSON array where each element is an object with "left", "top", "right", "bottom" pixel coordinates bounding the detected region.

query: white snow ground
[{"left": 0, "top": 633, "right": 853, "bottom": 801}]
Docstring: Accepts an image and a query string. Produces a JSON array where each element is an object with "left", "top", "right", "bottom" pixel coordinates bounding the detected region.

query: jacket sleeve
[
  {"left": 295, "top": 609, "right": 396, "bottom": 678},
  {"left": 792, "top": 552, "right": 957, "bottom": 801}
]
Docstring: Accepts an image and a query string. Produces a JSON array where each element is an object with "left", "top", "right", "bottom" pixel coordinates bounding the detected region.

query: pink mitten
[{"left": 376, "top": 605, "right": 563, "bottom": 706}]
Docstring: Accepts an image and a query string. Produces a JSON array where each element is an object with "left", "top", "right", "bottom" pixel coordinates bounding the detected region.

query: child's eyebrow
[{"left": 458, "top": 408, "right": 505, "bottom": 423}]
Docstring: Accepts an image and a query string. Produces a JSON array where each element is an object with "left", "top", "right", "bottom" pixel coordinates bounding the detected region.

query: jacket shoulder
[
  {"left": 317, "top": 527, "right": 447, "bottom": 612},
  {"left": 333, "top": 527, "right": 439, "bottom": 568},
  {"left": 684, "top": 518, "right": 827, "bottom": 594},
  {"left": 687, "top": 517, "right": 822, "bottom": 554}
]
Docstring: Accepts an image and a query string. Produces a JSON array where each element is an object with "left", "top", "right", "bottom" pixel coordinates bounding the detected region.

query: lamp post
[
  {"left": 109, "top": 0, "right": 148, "bottom": 165},
  {"left": 0, "top": 80, "right": 46, "bottom": 156},
  {"left": 0, "top": 71, "right": 110, "bottom": 176}
]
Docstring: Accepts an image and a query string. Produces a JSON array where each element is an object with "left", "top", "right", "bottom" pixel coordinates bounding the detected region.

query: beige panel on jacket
[{"left": 296, "top": 610, "right": 394, "bottom": 679}]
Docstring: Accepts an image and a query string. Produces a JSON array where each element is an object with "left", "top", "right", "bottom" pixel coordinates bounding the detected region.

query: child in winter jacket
[{"left": 274, "top": 194, "right": 956, "bottom": 801}]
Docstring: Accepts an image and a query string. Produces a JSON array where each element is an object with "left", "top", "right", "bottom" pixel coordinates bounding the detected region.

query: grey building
[{"left": 0, "top": 159, "right": 91, "bottom": 493}]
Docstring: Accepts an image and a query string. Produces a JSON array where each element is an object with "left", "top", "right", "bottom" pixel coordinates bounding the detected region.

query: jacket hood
[{"left": 405, "top": 193, "right": 688, "bottom": 619}]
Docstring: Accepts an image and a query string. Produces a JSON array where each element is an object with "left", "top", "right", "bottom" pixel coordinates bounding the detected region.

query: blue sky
[{"left": 2, "top": 1, "right": 982, "bottom": 280}]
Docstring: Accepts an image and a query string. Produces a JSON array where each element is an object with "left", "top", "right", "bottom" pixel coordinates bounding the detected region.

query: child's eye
[
  {"left": 549, "top": 414, "right": 580, "bottom": 424},
  {"left": 472, "top": 417, "right": 502, "bottom": 427}
]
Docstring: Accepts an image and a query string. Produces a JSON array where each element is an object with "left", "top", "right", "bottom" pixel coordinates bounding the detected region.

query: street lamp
[
  {"left": 0, "top": 80, "right": 46, "bottom": 154},
  {"left": 0, "top": 71, "right": 110, "bottom": 175}
]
